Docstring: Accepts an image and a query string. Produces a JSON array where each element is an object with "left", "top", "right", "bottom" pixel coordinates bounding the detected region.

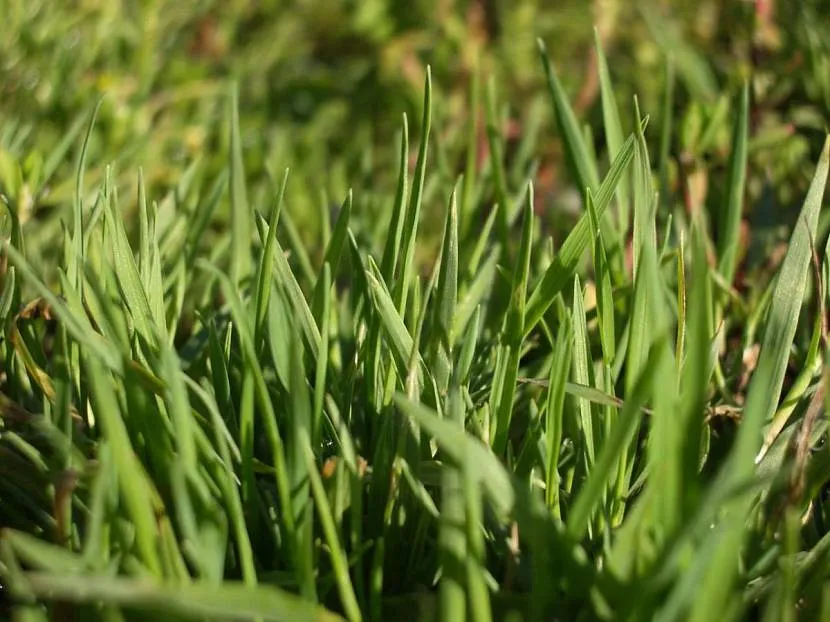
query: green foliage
[{"left": 3, "top": 3, "right": 830, "bottom": 621}]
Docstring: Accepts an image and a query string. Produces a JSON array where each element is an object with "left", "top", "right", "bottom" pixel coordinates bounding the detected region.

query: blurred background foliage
[{"left": 1, "top": 0, "right": 829, "bottom": 273}]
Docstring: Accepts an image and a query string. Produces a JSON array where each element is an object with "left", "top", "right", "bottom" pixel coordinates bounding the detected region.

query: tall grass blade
[{"left": 717, "top": 83, "right": 749, "bottom": 287}]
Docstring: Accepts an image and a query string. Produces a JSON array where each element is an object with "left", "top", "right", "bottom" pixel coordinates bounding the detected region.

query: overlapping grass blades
[{"left": 2, "top": 27, "right": 830, "bottom": 622}]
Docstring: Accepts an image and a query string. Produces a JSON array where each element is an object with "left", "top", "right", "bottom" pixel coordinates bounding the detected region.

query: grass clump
[{"left": 2, "top": 8, "right": 830, "bottom": 622}]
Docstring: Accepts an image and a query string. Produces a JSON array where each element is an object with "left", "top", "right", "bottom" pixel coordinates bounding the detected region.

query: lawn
[{"left": 2, "top": 1, "right": 830, "bottom": 620}]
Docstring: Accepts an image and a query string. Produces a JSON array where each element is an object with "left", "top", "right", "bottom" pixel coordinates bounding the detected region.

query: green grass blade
[
  {"left": 288, "top": 313, "right": 316, "bottom": 601},
  {"left": 586, "top": 189, "right": 616, "bottom": 364},
  {"left": 545, "top": 317, "right": 573, "bottom": 518},
  {"left": 632, "top": 96, "right": 656, "bottom": 281},
  {"left": 567, "top": 342, "right": 667, "bottom": 540},
  {"left": 571, "top": 275, "right": 596, "bottom": 467},
  {"left": 83, "top": 354, "right": 162, "bottom": 576},
  {"left": 440, "top": 379, "right": 467, "bottom": 622},
  {"left": 198, "top": 261, "right": 299, "bottom": 570},
  {"left": 70, "top": 98, "right": 103, "bottom": 295},
  {"left": 688, "top": 136, "right": 830, "bottom": 622},
  {"left": 430, "top": 183, "right": 459, "bottom": 393},
  {"left": 525, "top": 131, "right": 638, "bottom": 335},
  {"left": 492, "top": 184, "right": 533, "bottom": 455},
  {"left": 229, "top": 82, "right": 252, "bottom": 287},
  {"left": 678, "top": 225, "right": 712, "bottom": 513},
  {"left": 321, "top": 190, "right": 352, "bottom": 285},
  {"left": 393, "top": 68, "right": 432, "bottom": 314},
  {"left": 254, "top": 168, "right": 289, "bottom": 342},
  {"left": 537, "top": 38, "right": 599, "bottom": 195},
  {"left": 594, "top": 28, "right": 629, "bottom": 235},
  {"left": 393, "top": 394, "right": 514, "bottom": 518},
  {"left": 19, "top": 572, "right": 344, "bottom": 621},
  {"left": 717, "top": 82, "right": 749, "bottom": 287},
  {"left": 103, "top": 166, "right": 157, "bottom": 347},
  {"left": 380, "top": 116, "right": 409, "bottom": 282},
  {"left": 302, "top": 435, "right": 361, "bottom": 622},
  {"left": 454, "top": 248, "right": 499, "bottom": 341}
]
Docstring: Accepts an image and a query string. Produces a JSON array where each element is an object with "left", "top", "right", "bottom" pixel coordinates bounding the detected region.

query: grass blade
[
  {"left": 525, "top": 130, "right": 638, "bottom": 335},
  {"left": 717, "top": 82, "right": 749, "bottom": 287}
]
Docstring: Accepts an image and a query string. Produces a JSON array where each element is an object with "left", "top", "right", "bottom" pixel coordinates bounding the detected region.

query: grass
[{"left": 3, "top": 2, "right": 830, "bottom": 621}]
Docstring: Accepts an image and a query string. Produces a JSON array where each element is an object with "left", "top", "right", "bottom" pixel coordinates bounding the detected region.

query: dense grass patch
[{"left": 3, "top": 3, "right": 830, "bottom": 621}]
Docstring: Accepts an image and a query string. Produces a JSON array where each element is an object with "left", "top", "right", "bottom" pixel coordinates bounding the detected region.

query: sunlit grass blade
[
  {"left": 393, "top": 394, "right": 513, "bottom": 518},
  {"left": 69, "top": 98, "right": 103, "bottom": 295},
  {"left": 429, "top": 183, "right": 459, "bottom": 393},
  {"left": 677, "top": 225, "right": 712, "bottom": 514},
  {"left": 567, "top": 341, "right": 667, "bottom": 540},
  {"left": 301, "top": 434, "right": 361, "bottom": 622},
  {"left": 259, "top": 215, "right": 321, "bottom": 359},
  {"left": 254, "top": 168, "right": 289, "bottom": 342},
  {"left": 198, "top": 260, "right": 298, "bottom": 572},
  {"left": 545, "top": 316, "right": 573, "bottom": 519},
  {"left": 365, "top": 258, "right": 418, "bottom": 379},
  {"left": 586, "top": 189, "right": 616, "bottom": 365},
  {"left": 454, "top": 248, "right": 499, "bottom": 341},
  {"left": 380, "top": 116, "right": 409, "bottom": 282},
  {"left": 491, "top": 183, "right": 533, "bottom": 455},
  {"left": 537, "top": 38, "right": 599, "bottom": 195},
  {"left": 440, "top": 378, "right": 467, "bottom": 622},
  {"left": 571, "top": 275, "right": 596, "bottom": 467},
  {"left": 321, "top": 190, "right": 352, "bottom": 284},
  {"left": 83, "top": 354, "right": 162, "bottom": 576},
  {"left": 594, "top": 28, "right": 630, "bottom": 237},
  {"left": 393, "top": 67, "right": 432, "bottom": 314},
  {"left": 717, "top": 82, "right": 749, "bottom": 287},
  {"left": 632, "top": 96, "right": 656, "bottom": 281},
  {"left": 288, "top": 314, "right": 316, "bottom": 601},
  {"left": 280, "top": 207, "right": 317, "bottom": 288},
  {"left": 229, "top": 82, "right": 252, "bottom": 287},
  {"left": 525, "top": 130, "right": 638, "bottom": 335},
  {"left": 103, "top": 166, "right": 158, "bottom": 348}
]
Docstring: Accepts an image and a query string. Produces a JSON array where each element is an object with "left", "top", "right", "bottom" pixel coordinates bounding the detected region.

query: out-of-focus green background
[{"left": 1, "top": 0, "right": 828, "bottom": 264}]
